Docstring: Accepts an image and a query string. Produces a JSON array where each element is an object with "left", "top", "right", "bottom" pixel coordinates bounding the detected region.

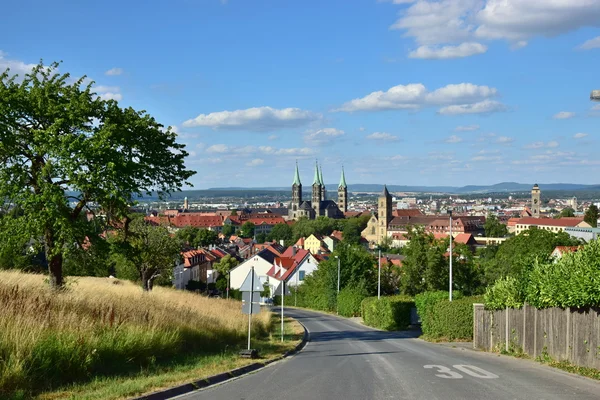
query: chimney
[{"left": 292, "top": 246, "right": 297, "bottom": 257}]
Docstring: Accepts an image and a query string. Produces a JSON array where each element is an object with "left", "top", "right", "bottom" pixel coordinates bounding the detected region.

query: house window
[{"left": 299, "top": 271, "right": 306, "bottom": 281}]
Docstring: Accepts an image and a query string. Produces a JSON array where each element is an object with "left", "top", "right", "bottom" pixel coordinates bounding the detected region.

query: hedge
[
  {"left": 361, "top": 296, "right": 415, "bottom": 331},
  {"left": 415, "top": 291, "right": 461, "bottom": 334},
  {"left": 416, "top": 293, "right": 483, "bottom": 340},
  {"left": 337, "top": 285, "right": 370, "bottom": 317}
]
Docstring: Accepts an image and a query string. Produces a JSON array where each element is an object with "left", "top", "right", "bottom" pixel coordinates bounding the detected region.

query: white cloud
[
  {"left": 206, "top": 144, "right": 229, "bottom": 153},
  {"left": 0, "top": 50, "right": 39, "bottom": 76},
  {"left": 304, "top": 128, "right": 345, "bottom": 145},
  {"left": 409, "top": 42, "right": 487, "bottom": 59},
  {"left": 524, "top": 141, "right": 559, "bottom": 149},
  {"left": 496, "top": 136, "right": 514, "bottom": 145},
  {"left": 258, "top": 146, "right": 315, "bottom": 156},
  {"left": 182, "top": 106, "right": 320, "bottom": 131},
  {"left": 553, "top": 111, "right": 575, "bottom": 119},
  {"left": 438, "top": 99, "right": 506, "bottom": 115},
  {"left": 366, "top": 132, "right": 399, "bottom": 141},
  {"left": 105, "top": 67, "right": 124, "bottom": 76},
  {"left": 455, "top": 124, "right": 480, "bottom": 132},
  {"left": 389, "top": 1, "right": 600, "bottom": 58},
  {"left": 574, "top": 133, "right": 589, "bottom": 139},
  {"left": 577, "top": 36, "right": 600, "bottom": 50},
  {"left": 246, "top": 159, "right": 264, "bottom": 167},
  {"left": 591, "top": 104, "right": 600, "bottom": 111},
  {"left": 445, "top": 135, "right": 463, "bottom": 143},
  {"left": 94, "top": 85, "right": 122, "bottom": 101},
  {"left": 335, "top": 82, "right": 501, "bottom": 113},
  {"left": 268, "top": 135, "right": 278, "bottom": 140}
]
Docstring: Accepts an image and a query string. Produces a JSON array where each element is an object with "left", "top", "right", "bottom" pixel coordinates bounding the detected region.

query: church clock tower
[{"left": 531, "top": 184, "right": 541, "bottom": 218}]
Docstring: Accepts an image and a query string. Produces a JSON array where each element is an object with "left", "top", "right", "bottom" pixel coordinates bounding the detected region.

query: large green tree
[
  {"left": 0, "top": 62, "right": 194, "bottom": 288},
  {"left": 584, "top": 204, "right": 598, "bottom": 228},
  {"left": 240, "top": 221, "right": 255, "bottom": 238},
  {"left": 559, "top": 207, "right": 575, "bottom": 218},
  {"left": 484, "top": 215, "right": 508, "bottom": 238},
  {"left": 267, "top": 223, "right": 293, "bottom": 243}
]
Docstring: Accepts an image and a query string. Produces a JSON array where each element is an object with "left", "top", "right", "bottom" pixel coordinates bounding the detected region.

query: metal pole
[
  {"left": 248, "top": 267, "right": 253, "bottom": 350},
  {"left": 336, "top": 257, "right": 340, "bottom": 315},
  {"left": 281, "top": 282, "right": 285, "bottom": 342},
  {"left": 295, "top": 266, "right": 298, "bottom": 307},
  {"left": 227, "top": 271, "right": 230, "bottom": 299},
  {"left": 378, "top": 248, "right": 381, "bottom": 299},
  {"left": 337, "top": 258, "right": 340, "bottom": 293},
  {"left": 449, "top": 213, "right": 453, "bottom": 302}
]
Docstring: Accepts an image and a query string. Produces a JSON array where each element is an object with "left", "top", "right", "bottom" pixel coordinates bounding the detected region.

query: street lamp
[
  {"left": 335, "top": 255, "right": 340, "bottom": 315},
  {"left": 447, "top": 209, "right": 453, "bottom": 302},
  {"left": 377, "top": 246, "right": 381, "bottom": 299}
]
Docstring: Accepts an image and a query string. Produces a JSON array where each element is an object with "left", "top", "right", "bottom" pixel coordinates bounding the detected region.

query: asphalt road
[{"left": 178, "top": 308, "right": 600, "bottom": 400}]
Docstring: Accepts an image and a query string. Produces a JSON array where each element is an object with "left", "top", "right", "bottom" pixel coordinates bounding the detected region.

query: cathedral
[{"left": 288, "top": 162, "right": 347, "bottom": 220}]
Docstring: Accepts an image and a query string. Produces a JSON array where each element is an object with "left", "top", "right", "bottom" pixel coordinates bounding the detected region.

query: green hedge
[
  {"left": 338, "top": 285, "right": 369, "bottom": 317},
  {"left": 484, "top": 277, "right": 523, "bottom": 310},
  {"left": 416, "top": 293, "right": 483, "bottom": 340},
  {"left": 415, "top": 291, "right": 461, "bottom": 334},
  {"left": 361, "top": 296, "right": 415, "bottom": 330}
]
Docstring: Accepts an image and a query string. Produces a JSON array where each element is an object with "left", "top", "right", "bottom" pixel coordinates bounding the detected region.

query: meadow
[{"left": 0, "top": 271, "right": 272, "bottom": 398}]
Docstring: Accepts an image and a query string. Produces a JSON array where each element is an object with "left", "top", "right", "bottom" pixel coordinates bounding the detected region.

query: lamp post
[
  {"left": 448, "top": 209, "right": 453, "bottom": 302},
  {"left": 377, "top": 247, "right": 381, "bottom": 299},
  {"left": 335, "top": 255, "right": 340, "bottom": 315},
  {"left": 226, "top": 271, "right": 230, "bottom": 299}
]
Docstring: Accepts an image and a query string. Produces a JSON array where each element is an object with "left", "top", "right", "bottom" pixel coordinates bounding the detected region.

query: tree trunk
[
  {"left": 141, "top": 270, "right": 151, "bottom": 291},
  {"left": 45, "top": 228, "right": 64, "bottom": 289}
]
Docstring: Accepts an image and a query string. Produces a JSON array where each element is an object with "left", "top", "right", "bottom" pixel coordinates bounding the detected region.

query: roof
[
  {"left": 516, "top": 217, "right": 586, "bottom": 228},
  {"left": 293, "top": 162, "right": 302, "bottom": 186},
  {"left": 319, "top": 166, "right": 324, "bottom": 187},
  {"left": 339, "top": 167, "right": 347, "bottom": 188},
  {"left": 553, "top": 246, "right": 581, "bottom": 254},
  {"left": 454, "top": 233, "right": 477, "bottom": 245},
  {"left": 313, "top": 162, "right": 322, "bottom": 185},
  {"left": 381, "top": 184, "right": 390, "bottom": 198},
  {"left": 295, "top": 237, "right": 305, "bottom": 246},
  {"left": 392, "top": 209, "right": 423, "bottom": 217},
  {"left": 330, "top": 230, "right": 343, "bottom": 241},
  {"left": 170, "top": 214, "right": 223, "bottom": 228}
]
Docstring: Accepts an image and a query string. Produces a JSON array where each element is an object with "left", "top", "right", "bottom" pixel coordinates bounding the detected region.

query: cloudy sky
[{"left": 2, "top": 0, "right": 600, "bottom": 188}]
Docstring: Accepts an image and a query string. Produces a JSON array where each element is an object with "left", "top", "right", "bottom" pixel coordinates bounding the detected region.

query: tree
[
  {"left": 291, "top": 217, "right": 315, "bottom": 241},
  {"left": 240, "top": 221, "right": 255, "bottom": 238},
  {"left": 268, "top": 223, "right": 293, "bottom": 243},
  {"left": 230, "top": 210, "right": 238, "bottom": 216},
  {"left": 584, "top": 205, "right": 598, "bottom": 228},
  {"left": 222, "top": 224, "right": 235, "bottom": 238},
  {"left": 196, "top": 229, "right": 218, "bottom": 247},
  {"left": 342, "top": 218, "right": 362, "bottom": 245},
  {"left": 559, "top": 207, "right": 575, "bottom": 218},
  {"left": 111, "top": 218, "right": 181, "bottom": 290},
  {"left": 175, "top": 226, "right": 199, "bottom": 247},
  {"left": 256, "top": 232, "right": 267, "bottom": 243},
  {"left": 484, "top": 215, "right": 508, "bottom": 238},
  {"left": 213, "top": 254, "right": 240, "bottom": 276},
  {"left": 0, "top": 62, "right": 194, "bottom": 289}
]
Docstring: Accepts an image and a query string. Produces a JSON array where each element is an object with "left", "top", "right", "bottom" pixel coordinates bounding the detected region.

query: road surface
[{"left": 178, "top": 308, "right": 600, "bottom": 400}]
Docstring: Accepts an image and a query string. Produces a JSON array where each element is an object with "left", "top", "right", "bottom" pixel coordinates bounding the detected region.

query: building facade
[
  {"left": 288, "top": 162, "right": 345, "bottom": 220},
  {"left": 531, "top": 184, "right": 541, "bottom": 218}
]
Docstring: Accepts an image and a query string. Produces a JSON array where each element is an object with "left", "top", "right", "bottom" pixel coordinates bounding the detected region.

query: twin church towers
[{"left": 288, "top": 162, "right": 347, "bottom": 220}]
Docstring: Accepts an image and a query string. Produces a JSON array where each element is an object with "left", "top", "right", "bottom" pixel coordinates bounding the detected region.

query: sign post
[
  {"left": 274, "top": 281, "right": 290, "bottom": 342},
  {"left": 239, "top": 267, "right": 262, "bottom": 358}
]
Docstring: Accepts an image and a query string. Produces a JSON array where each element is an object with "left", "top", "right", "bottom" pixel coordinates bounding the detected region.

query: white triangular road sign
[{"left": 240, "top": 269, "right": 263, "bottom": 292}]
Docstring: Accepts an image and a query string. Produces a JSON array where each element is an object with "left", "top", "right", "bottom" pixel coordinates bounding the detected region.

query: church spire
[
  {"left": 339, "top": 167, "right": 347, "bottom": 188},
  {"left": 313, "top": 161, "right": 321, "bottom": 185},
  {"left": 292, "top": 161, "right": 301, "bottom": 186}
]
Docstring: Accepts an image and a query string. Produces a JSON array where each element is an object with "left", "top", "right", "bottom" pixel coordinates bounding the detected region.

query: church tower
[
  {"left": 290, "top": 162, "right": 303, "bottom": 219},
  {"left": 337, "top": 167, "right": 347, "bottom": 213},
  {"left": 312, "top": 162, "right": 322, "bottom": 216},
  {"left": 319, "top": 165, "right": 326, "bottom": 201},
  {"left": 378, "top": 185, "right": 392, "bottom": 244},
  {"left": 183, "top": 197, "right": 189, "bottom": 211},
  {"left": 531, "top": 184, "right": 541, "bottom": 218}
]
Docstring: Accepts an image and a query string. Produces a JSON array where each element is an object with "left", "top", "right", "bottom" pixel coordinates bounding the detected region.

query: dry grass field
[{"left": 0, "top": 271, "right": 272, "bottom": 398}]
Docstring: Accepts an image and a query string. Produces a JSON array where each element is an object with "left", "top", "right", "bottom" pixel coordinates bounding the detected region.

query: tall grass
[{"left": 0, "top": 271, "right": 271, "bottom": 397}]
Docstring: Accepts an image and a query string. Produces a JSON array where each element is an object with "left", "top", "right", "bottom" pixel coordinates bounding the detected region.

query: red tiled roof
[
  {"left": 553, "top": 246, "right": 581, "bottom": 254},
  {"left": 516, "top": 217, "right": 585, "bottom": 227},
  {"left": 170, "top": 214, "right": 223, "bottom": 228},
  {"left": 454, "top": 233, "right": 476, "bottom": 245},
  {"left": 392, "top": 209, "right": 423, "bottom": 217}
]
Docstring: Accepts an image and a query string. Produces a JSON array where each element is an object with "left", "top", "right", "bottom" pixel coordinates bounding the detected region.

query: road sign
[
  {"left": 240, "top": 269, "right": 263, "bottom": 292},
  {"left": 273, "top": 281, "right": 290, "bottom": 296},
  {"left": 242, "top": 292, "right": 261, "bottom": 315}
]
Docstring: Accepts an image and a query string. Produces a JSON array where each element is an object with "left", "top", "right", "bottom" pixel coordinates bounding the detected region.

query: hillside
[{"left": 0, "top": 272, "right": 271, "bottom": 398}]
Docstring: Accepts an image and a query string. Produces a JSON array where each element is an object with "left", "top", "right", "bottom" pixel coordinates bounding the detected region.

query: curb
[{"left": 135, "top": 323, "right": 309, "bottom": 400}]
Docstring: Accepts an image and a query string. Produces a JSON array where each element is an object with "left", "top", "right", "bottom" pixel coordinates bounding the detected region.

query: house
[
  {"left": 304, "top": 234, "right": 326, "bottom": 254},
  {"left": 565, "top": 226, "right": 600, "bottom": 242},
  {"left": 322, "top": 235, "right": 339, "bottom": 252},
  {"left": 229, "top": 247, "right": 283, "bottom": 290},
  {"left": 551, "top": 246, "right": 582, "bottom": 259},
  {"left": 513, "top": 217, "right": 591, "bottom": 235},
  {"left": 390, "top": 232, "right": 410, "bottom": 248},
  {"left": 173, "top": 250, "right": 208, "bottom": 290},
  {"left": 265, "top": 248, "right": 320, "bottom": 294}
]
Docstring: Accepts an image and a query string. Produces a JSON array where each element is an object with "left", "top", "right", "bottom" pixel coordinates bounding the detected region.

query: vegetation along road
[{"left": 181, "top": 308, "right": 600, "bottom": 400}]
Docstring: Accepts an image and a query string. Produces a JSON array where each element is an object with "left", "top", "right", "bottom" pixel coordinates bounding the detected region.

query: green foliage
[
  {"left": 559, "top": 207, "right": 576, "bottom": 218},
  {"left": 240, "top": 222, "right": 255, "bottom": 238},
  {"left": 268, "top": 223, "right": 293, "bottom": 243},
  {"left": 175, "top": 227, "right": 218, "bottom": 248},
  {"left": 185, "top": 279, "right": 206, "bottom": 292},
  {"left": 421, "top": 296, "right": 483, "bottom": 340},
  {"left": 361, "top": 296, "right": 415, "bottom": 330},
  {"left": 213, "top": 254, "right": 239, "bottom": 276},
  {"left": 584, "top": 205, "right": 598, "bottom": 228},
  {"left": 525, "top": 240, "right": 600, "bottom": 308},
  {"left": 337, "top": 282, "right": 370, "bottom": 317},
  {"left": 415, "top": 291, "right": 458, "bottom": 334},
  {"left": 0, "top": 61, "right": 195, "bottom": 288},
  {"left": 63, "top": 237, "right": 112, "bottom": 277},
  {"left": 484, "top": 276, "right": 523, "bottom": 310},
  {"left": 484, "top": 215, "right": 508, "bottom": 237},
  {"left": 221, "top": 224, "right": 235, "bottom": 238},
  {"left": 256, "top": 233, "right": 267, "bottom": 244}
]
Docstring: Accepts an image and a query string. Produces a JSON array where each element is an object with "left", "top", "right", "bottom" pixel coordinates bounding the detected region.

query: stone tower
[
  {"left": 291, "top": 162, "right": 302, "bottom": 216},
  {"left": 312, "top": 162, "right": 322, "bottom": 216},
  {"left": 319, "top": 165, "right": 326, "bottom": 201},
  {"left": 183, "top": 197, "right": 189, "bottom": 211},
  {"left": 337, "top": 167, "right": 348, "bottom": 213},
  {"left": 378, "top": 185, "right": 392, "bottom": 244},
  {"left": 531, "top": 184, "right": 541, "bottom": 218}
]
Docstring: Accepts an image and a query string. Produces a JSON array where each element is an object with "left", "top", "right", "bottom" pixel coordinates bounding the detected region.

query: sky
[{"left": 1, "top": 0, "right": 600, "bottom": 189}]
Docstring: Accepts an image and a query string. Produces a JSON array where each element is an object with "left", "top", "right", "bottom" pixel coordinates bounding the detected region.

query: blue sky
[{"left": 2, "top": 0, "right": 600, "bottom": 189}]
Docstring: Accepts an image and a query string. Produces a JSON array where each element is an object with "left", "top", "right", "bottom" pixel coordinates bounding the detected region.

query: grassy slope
[{"left": 0, "top": 271, "right": 277, "bottom": 399}]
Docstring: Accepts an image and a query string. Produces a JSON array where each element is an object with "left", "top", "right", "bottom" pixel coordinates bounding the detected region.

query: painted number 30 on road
[{"left": 424, "top": 365, "right": 499, "bottom": 379}]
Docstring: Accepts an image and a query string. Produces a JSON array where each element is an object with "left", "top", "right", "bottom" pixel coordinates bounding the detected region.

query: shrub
[
  {"left": 484, "top": 276, "right": 523, "bottom": 310},
  {"left": 420, "top": 296, "right": 483, "bottom": 340},
  {"left": 414, "top": 291, "right": 462, "bottom": 334},
  {"left": 361, "top": 296, "right": 414, "bottom": 330},
  {"left": 337, "top": 284, "right": 369, "bottom": 317}
]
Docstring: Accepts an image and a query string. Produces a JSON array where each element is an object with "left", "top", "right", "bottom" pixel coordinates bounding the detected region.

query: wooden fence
[{"left": 473, "top": 304, "right": 600, "bottom": 369}]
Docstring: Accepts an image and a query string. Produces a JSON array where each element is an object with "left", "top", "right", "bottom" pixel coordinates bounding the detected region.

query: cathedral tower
[
  {"left": 378, "top": 185, "right": 392, "bottom": 244},
  {"left": 290, "top": 162, "right": 302, "bottom": 218},
  {"left": 531, "top": 184, "right": 540, "bottom": 218},
  {"left": 337, "top": 167, "right": 347, "bottom": 213},
  {"left": 312, "top": 162, "right": 322, "bottom": 215},
  {"left": 320, "top": 165, "right": 326, "bottom": 201}
]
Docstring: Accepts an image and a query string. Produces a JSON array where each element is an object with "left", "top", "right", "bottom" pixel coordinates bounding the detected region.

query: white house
[{"left": 229, "top": 247, "right": 282, "bottom": 290}]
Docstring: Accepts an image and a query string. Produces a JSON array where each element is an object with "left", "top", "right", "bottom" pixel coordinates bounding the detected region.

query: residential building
[
  {"left": 565, "top": 226, "right": 600, "bottom": 242},
  {"left": 513, "top": 217, "right": 591, "bottom": 235}
]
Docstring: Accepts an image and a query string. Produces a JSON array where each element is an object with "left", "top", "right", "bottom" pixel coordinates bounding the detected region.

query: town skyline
[{"left": 2, "top": 0, "right": 599, "bottom": 189}]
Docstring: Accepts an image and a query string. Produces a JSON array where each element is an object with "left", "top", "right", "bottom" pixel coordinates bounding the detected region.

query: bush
[
  {"left": 361, "top": 296, "right": 414, "bottom": 330},
  {"left": 338, "top": 284, "right": 369, "bottom": 317},
  {"left": 186, "top": 280, "right": 206, "bottom": 292},
  {"left": 415, "top": 291, "right": 462, "bottom": 334},
  {"left": 484, "top": 276, "right": 523, "bottom": 310},
  {"left": 420, "top": 296, "right": 483, "bottom": 340}
]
